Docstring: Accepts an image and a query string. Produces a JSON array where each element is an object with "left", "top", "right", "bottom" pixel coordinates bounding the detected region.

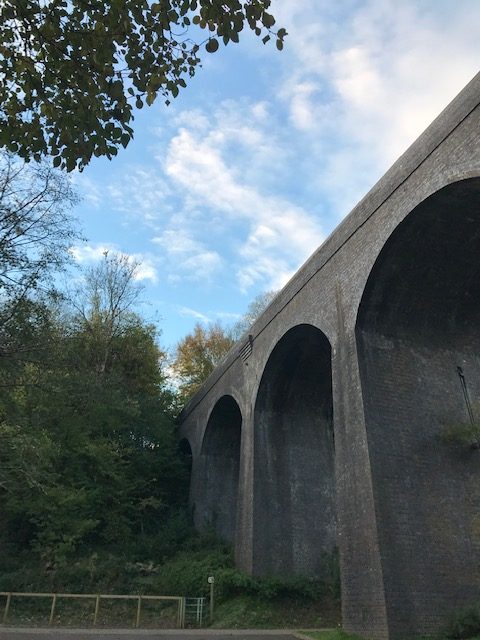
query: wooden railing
[{"left": 0, "top": 592, "right": 186, "bottom": 628}]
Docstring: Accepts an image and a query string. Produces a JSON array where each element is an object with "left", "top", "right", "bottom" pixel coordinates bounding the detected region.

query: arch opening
[
  {"left": 198, "top": 395, "right": 242, "bottom": 543},
  {"left": 253, "top": 324, "right": 335, "bottom": 579},
  {"left": 178, "top": 437, "right": 193, "bottom": 474},
  {"left": 356, "top": 178, "right": 480, "bottom": 634}
]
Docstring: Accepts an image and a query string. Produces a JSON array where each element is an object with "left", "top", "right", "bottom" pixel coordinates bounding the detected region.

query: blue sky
[{"left": 70, "top": 0, "right": 480, "bottom": 351}]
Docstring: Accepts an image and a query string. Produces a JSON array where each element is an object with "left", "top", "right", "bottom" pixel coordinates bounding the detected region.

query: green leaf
[
  {"left": 262, "top": 12, "right": 275, "bottom": 29},
  {"left": 205, "top": 38, "right": 219, "bottom": 53},
  {"left": 0, "top": 0, "right": 282, "bottom": 169}
]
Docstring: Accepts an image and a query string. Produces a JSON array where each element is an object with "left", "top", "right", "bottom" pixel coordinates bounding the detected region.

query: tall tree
[
  {"left": 0, "top": 255, "right": 187, "bottom": 567},
  {"left": 68, "top": 251, "right": 143, "bottom": 375},
  {"left": 172, "top": 322, "right": 234, "bottom": 405},
  {"left": 0, "top": 1, "right": 286, "bottom": 171},
  {"left": 0, "top": 151, "right": 79, "bottom": 311},
  {"left": 230, "top": 289, "right": 277, "bottom": 340}
]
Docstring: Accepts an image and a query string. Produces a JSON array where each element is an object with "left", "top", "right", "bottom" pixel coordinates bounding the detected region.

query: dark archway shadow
[
  {"left": 355, "top": 178, "right": 480, "bottom": 636},
  {"left": 198, "top": 395, "right": 242, "bottom": 543},
  {"left": 178, "top": 437, "right": 193, "bottom": 474},
  {"left": 253, "top": 324, "right": 335, "bottom": 579}
]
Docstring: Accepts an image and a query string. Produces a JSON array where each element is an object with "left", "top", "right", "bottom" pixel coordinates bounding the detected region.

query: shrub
[{"left": 446, "top": 603, "right": 480, "bottom": 639}]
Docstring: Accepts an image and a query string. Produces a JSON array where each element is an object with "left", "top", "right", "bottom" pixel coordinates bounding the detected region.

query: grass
[
  {"left": 0, "top": 592, "right": 340, "bottom": 630},
  {"left": 211, "top": 593, "right": 340, "bottom": 629},
  {"left": 300, "top": 631, "right": 364, "bottom": 640}
]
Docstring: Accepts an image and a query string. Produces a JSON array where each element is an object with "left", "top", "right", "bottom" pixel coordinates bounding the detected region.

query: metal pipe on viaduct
[{"left": 178, "top": 72, "right": 480, "bottom": 640}]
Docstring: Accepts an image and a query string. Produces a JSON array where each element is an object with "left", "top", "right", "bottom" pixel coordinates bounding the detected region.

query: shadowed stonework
[
  {"left": 253, "top": 325, "right": 335, "bottom": 578},
  {"left": 356, "top": 178, "right": 480, "bottom": 637},
  {"left": 179, "top": 73, "right": 480, "bottom": 639},
  {"left": 196, "top": 395, "right": 241, "bottom": 543}
]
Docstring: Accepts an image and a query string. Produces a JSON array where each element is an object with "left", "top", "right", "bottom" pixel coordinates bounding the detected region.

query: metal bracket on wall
[
  {"left": 239, "top": 334, "right": 254, "bottom": 364},
  {"left": 456, "top": 365, "right": 475, "bottom": 425}
]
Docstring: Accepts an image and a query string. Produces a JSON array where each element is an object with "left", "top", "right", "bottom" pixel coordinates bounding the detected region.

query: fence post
[
  {"left": 135, "top": 596, "right": 142, "bottom": 628},
  {"left": 49, "top": 594, "right": 57, "bottom": 625},
  {"left": 93, "top": 595, "right": 100, "bottom": 626},
  {"left": 180, "top": 597, "right": 186, "bottom": 629},
  {"left": 3, "top": 593, "right": 12, "bottom": 624}
]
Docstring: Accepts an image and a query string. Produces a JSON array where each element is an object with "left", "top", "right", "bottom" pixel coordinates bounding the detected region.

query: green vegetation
[
  {"left": 301, "top": 631, "right": 363, "bottom": 640},
  {"left": 0, "top": 532, "right": 341, "bottom": 628},
  {"left": 440, "top": 422, "right": 480, "bottom": 450},
  {"left": 0, "top": 252, "right": 189, "bottom": 583},
  {"left": 172, "top": 322, "right": 235, "bottom": 405},
  {"left": 445, "top": 603, "right": 480, "bottom": 639},
  {"left": 0, "top": 154, "right": 340, "bottom": 629},
  {"left": 0, "top": 0, "right": 286, "bottom": 171}
]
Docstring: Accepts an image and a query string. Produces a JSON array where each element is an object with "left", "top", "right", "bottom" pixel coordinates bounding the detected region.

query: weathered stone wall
[
  {"left": 178, "top": 72, "right": 480, "bottom": 640},
  {"left": 195, "top": 395, "right": 242, "bottom": 543},
  {"left": 252, "top": 325, "right": 335, "bottom": 579},
  {"left": 356, "top": 179, "right": 480, "bottom": 636}
]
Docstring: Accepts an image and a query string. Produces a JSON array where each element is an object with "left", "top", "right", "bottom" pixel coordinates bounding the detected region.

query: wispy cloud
[
  {"left": 152, "top": 229, "right": 222, "bottom": 283},
  {"left": 69, "top": 243, "right": 116, "bottom": 263},
  {"left": 77, "top": 0, "right": 480, "bottom": 302},
  {"left": 161, "top": 102, "right": 324, "bottom": 291},
  {"left": 274, "top": 0, "right": 480, "bottom": 215},
  {"left": 106, "top": 166, "right": 174, "bottom": 225},
  {"left": 72, "top": 174, "right": 102, "bottom": 208},
  {"left": 177, "top": 305, "right": 210, "bottom": 322},
  {"left": 176, "top": 305, "right": 240, "bottom": 325},
  {"left": 69, "top": 243, "right": 159, "bottom": 283}
]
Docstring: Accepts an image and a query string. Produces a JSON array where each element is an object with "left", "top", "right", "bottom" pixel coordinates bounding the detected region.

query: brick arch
[
  {"left": 252, "top": 323, "right": 336, "bottom": 578},
  {"left": 197, "top": 394, "right": 242, "bottom": 543},
  {"left": 355, "top": 177, "right": 480, "bottom": 636}
]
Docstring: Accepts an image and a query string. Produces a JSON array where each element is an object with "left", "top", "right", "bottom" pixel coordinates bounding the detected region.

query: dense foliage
[
  {"left": 0, "top": 254, "right": 190, "bottom": 585},
  {"left": 0, "top": 0, "right": 285, "bottom": 171},
  {"left": 172, "top": 322, "right": 235, "bottom": 405},
  {"left": 0, "top": 156, "right": 343, "bottom": 631},
  {"left": 172, "top": 292, "right": 277, "bottom": 407}
]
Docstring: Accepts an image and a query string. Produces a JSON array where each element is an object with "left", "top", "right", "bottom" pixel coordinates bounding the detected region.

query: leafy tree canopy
[
  {"left": 0, "top": 255, "right": 186, "bottom": 565},
  {"left": 172, "top": 291, "right": 277, "bottom": 407},
  {"left": 0, "top": 0, "right": 286, "bottom": 171},
  {"left": 172, "top": 322, "right": 234, "bottom": 405}
]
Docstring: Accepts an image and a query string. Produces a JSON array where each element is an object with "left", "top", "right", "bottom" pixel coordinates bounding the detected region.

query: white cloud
[
  {"left": 177, "top": 305, "right": 210, "bottom": 322},
  {"left": 133, "top": 258, "right": 158, "bottom": 283},
  {"left": 106, "top": 166, "right": 173, "bottom": 225},
  {"left": 288, "top": 81, "right": 320, "bottom": 130},
  {"left": 274, "top": 0, "right": 480, "bottom": 216},
  {"left": 153, "top": 229, "right": 222, "bottom": 282},
  {"left": 69, "top": 243, "right": 159, "bottom": 283},
  {"left": 176, "top": 305, "right": 240, "bottom": 324},
  {"left": 74, "top": 0, "right": 480, "bottom": 305},
  {"left": 69, "top": 243, "right": 116, "bottom": 263},
  {"left": 73, "top": 174, "right": 102, "bottom": 208},
  {"left": 161, "top": 104, "right": 324, "bottom": 291}
]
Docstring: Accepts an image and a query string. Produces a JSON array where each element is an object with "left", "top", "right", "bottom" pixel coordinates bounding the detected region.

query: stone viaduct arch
[
  {"left": 178, "top": 73, "right": 480, "bottom": 640},
  {"left": 192, "top": 394, "right": 242, "bottom": 543},
  {"left": 356, "top": 178, "right": 480, "bottom": 636},
  {"left": 253, "top": 324, "right": 335, "bottom": 579}
]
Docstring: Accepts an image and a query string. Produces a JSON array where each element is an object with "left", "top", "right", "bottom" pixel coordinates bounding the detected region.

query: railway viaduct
[{"left": 178, "top": 72, "right": 480, "bottom": 640}]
